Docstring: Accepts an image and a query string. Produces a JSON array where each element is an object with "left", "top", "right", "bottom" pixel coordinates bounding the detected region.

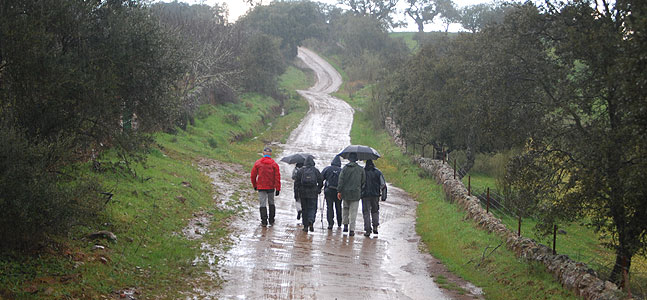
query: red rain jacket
[{"left": 251, "top": 156, "right": 281, "bottom": 191}]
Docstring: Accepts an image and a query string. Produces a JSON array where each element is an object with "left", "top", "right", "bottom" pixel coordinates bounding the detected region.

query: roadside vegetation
[
  {"left": 0, "top": 65, "right": 312, "bottom": 299},
  {"left": 336, "top": 83, "right": 577, "bottom": 299}
]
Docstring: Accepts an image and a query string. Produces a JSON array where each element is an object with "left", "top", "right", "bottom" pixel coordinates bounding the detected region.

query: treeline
[
  {"left": 0, "top": 0, "right": 305, "bottom": 249},
  {"left": 0, "top": 0, "right": 412, "bottom": 251},
  {"left": 382, "top": 0, "right": 647, "bottom": 287}
]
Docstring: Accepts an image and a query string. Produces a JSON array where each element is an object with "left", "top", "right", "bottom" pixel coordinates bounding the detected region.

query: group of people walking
[{"left": 250, "top": 147, "right": 387, "bottom": 237}]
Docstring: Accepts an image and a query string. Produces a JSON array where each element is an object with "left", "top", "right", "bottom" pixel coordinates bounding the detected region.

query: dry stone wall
[{"left": 384, "top": 118, "right": 622, "bottom": 300}]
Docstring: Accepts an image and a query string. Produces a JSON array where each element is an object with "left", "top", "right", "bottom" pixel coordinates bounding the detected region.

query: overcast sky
[{"left": 170, "top": 0, "right": 496, "bottom": 32}]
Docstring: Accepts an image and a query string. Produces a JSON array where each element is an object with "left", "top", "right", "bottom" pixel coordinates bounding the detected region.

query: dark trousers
[
  {"left": 361, "top": 196, "right": 380, "bottom": 232},
  {"left": 325, "top": 189, "right": 342, "bottom": 227},
  {"left": 301, "top": 196, "right": 318, "bottom": 226}
]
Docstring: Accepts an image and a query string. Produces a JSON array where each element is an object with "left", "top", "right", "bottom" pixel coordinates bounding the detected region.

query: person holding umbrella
[
  {"left": 280, "top": 153, "right": 315, "bottom": 221},
  {"left": 361, "top": 159, "right": 387, "bottom": 237},
  {"left": 294, "top": 156, "right": 323, "bottom": 233},
  {"left": 251, "top": 146, "right": 281, "bottom": 227},
  {"left": 337, "top": 152, "right": 366, "bottom": 236},
  {"left": 291, "top": 161, "right": 304, "bottom": 220}
]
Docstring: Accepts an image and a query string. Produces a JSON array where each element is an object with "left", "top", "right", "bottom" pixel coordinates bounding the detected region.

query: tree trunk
[
  {"left": 609, "top": 246, "right": 632, "bottom": 288},
  {"left": 458, "top": 145, "right": 475, "bottom": 179},
  {"left": 417, "top": 20, "right": 424, "bottom": 33}
]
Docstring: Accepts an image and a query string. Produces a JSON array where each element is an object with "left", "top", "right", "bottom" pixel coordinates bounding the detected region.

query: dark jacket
[
  {"left": 337, "top": 161, "right": 366, "bottom": 201},
  {"left": 362, "top": 160, "right": 386, "bottom": 198},
  {"left": 321, "top": 156, "right": 342, "bottom": 193},
  {"left": 295, "top": 157, "right": 323, "bottom": 199}
]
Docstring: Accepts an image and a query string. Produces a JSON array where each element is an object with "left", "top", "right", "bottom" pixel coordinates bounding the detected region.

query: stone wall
[{"left": 384, "top": 118, "right": 622, "bottom": 300}]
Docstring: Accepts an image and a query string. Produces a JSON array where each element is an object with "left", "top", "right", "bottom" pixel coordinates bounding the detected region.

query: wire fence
[{"left": 434, "top": 156, "right": 647, "bottom": 299}]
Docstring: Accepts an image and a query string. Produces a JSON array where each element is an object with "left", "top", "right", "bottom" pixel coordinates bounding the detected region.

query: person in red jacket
[{"left": 251, "top": 146, "right": 281, "bottom": 226}]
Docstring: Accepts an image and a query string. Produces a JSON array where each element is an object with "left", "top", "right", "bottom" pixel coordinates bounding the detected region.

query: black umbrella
[
  {"left": 279, "top": 153, "right": 315, "bottom": 164},
  {"left": 338, "top": 145, "right": 380, "bottom": 161}
]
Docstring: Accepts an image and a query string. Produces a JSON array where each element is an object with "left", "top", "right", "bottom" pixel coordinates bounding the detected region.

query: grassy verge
[
  {"left": 465, "top": 172, "right": 647, "bottom": 296},
  {"left": 335, "top": 85, "right": 577, "bottom": 299},
  {"left": 0, "top": 65, "right": 313, "bottom": 299}
]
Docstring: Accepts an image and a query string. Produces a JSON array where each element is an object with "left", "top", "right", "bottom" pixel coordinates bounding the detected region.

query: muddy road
[{"left": 205, "top": 48, "right": 482, "bottom": 299}]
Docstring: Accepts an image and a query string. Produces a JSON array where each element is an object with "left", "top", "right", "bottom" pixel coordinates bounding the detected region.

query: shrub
[{"left": 0, "top": 126, "right": 103, "bottom": 250}]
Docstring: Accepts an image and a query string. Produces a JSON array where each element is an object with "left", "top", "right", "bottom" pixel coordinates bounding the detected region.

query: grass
[
  {"left": 336, "top": 84, "right": 578, "bottom": 299},
  {"left": 465, "top": 172, "right": 647, "bottom": 297},
  {"left": 0, "top": 65, "right": 313, "bottom": 299}
]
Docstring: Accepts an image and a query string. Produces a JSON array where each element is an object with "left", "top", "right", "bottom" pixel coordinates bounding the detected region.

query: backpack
[
  {"left": 301, "top": 167, "right": 317, "bottom": 186},
  {"left": 326, "top": 169, "right": 340, "bottom": 189}
]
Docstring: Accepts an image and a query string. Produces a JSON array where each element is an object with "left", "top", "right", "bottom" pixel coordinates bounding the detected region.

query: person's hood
[
  {"left": 365, "top": 159, "right": 375, "bottom": 170},
  {"left": 305, "top": 156, "right": 315, "bottom": 167},
  {"left": 260, "top": 156, "right": 274, "bottom": 164},
  {"left": 346, "top": 161, "right": 359, "bottom": 168},
  {"left": 331, "top": 155, "right": 341, "bottom": 167}
]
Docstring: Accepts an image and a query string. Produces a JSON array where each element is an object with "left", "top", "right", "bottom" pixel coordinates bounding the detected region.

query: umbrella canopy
[
  {"left": 279, "top": 153, "right": 315, "bottom": 164},
  {"left": 338, "top": 145, "right": 380, "bottom": 161}
]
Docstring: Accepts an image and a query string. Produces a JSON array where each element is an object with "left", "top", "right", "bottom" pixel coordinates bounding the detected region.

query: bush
[{"left": 0, "top": 126, "right": 103, "bottom": 250}]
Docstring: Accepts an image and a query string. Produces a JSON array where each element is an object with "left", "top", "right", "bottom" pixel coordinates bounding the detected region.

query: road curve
[{"left": 211, "top": 48, "right": 468, "bottom": 299}]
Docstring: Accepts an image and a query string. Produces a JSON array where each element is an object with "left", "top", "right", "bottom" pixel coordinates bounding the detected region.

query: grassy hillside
[{"left": 0, "top": 65, "right": 313, "bottom": 299}]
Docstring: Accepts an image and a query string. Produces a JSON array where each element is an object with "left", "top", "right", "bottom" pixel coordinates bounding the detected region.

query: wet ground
[{"left": 189, "top": 48, "right": 483, "bottom": 299}]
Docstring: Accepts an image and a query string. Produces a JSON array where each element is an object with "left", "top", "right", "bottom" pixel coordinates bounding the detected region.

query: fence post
[
  {"left": 553, "top": 224, "right": 557, "bottom": 255},
  {"left": 468, "top": 176, "right": 471, "bottom": 196},
  {"left": 517, "top": 215, "right": 522, "bottom": 237},
  {"left": 453, "top": 159, "right": 456, "bottom": 179},
  {"left": 486, "top": 187, "right": 490, "bottom": 214}
]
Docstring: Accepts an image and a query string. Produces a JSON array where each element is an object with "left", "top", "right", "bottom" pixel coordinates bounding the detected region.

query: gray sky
[{"left": 171, "top": 0, "right": 495, "bottom": 32}]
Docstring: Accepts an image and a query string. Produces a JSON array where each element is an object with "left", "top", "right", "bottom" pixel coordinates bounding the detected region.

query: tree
[
  {"left": 404, "top": 0, "right": 455, "bottom": 32},
  {"left": 0, "top": 0, "right": 185, "bottom": 248},
  {"left": 458, "top": 3, "right": 507, "bottom": 33},
  {"left": 339, "top": 0, "right": 400, "bottom": 29},
  {"left": 505, "top": 0, "right": 647, "bottom": 286},
  {"left": 239, "top": 1, "right": 328, "bottom": 59}
]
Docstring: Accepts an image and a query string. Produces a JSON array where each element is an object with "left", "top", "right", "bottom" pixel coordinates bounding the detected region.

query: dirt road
[{"left": 206, "top": 48, "right": 482, "bottom": 299}]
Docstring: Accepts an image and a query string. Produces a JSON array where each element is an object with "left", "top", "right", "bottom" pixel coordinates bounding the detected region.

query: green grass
[
  {"left": 465, "top": 171, "right": 647, "bottom": 296},
  {"left": 338, "top": 85, "right": 577, "bottom": 299},
  {"left": 0, "top": 65, "right": 312, "bottom": 299},
  {"left": 389, "top": 32, "right": 419, "bottom": 51}
]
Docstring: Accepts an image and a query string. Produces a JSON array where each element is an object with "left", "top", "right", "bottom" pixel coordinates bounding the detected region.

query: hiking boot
[
  {"left": 327, "top": 225, "right": 333, "bottom": 230},
  {"left": 309, "top": 222, "right": 314, "bottom": 232},
  {"left": 297, "top": 211, "right": 301, "bottom": 220},
  {"left": 373, "top": 226, "right": 378, "bottom": 234},
  {"left": 363, "top": 231, "right": 371, "bottom": 237},
  {"left": 260, "top": 207, "right": 268, "bottom": 227},
  {"left": 268, "top": 204, "right": 276, "bottom": 225},
  {"left": 349, "top": 231, "right": 355, "bottom": 236},
  {"left": 343, "top": 224, "right": 348, "bottom": 232},
  {"left": 302, "top": 224, "right": 308, "bottom": 232}
]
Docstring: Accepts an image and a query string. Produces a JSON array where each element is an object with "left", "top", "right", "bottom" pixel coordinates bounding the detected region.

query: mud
[{"left": 187, "top": 48, "right": 483, "bottom": 299}]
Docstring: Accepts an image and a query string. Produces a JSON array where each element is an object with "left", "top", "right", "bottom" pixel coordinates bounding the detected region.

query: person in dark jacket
[
  {"left": 294, "top": 156, "right": 323, "bottom": 233},
  {"left": 361, "top": 160, "right": 387, "bottom": 237},
  {"left": 250, "top": 147, "right": 281, "bottom": 226},
  {"left": 321, "top": 155, "right": 343, "bottom": 229},
  {"left": 337, "top": 152, "right": 366, "bottom": 237},
  {"left": 292, "top": 162, "right": 304, "bottom": 220}
]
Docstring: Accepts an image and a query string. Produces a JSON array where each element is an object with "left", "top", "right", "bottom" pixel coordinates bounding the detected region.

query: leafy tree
[
  {"left": 458, "top": 3, "right": 508, "bottom": 33},
  {"left": 506, "top": 0, "right": 647, "bottom": 286},
  {"left": 404, "top": 0, "right": 456, "bottom": 32},
  {"left": 239, "top": 1, "right": 328, "bottom": 59},
  {"left": 0, "top": 0, "right": 185, "bottom": 248},
  {"left": 238, "top": 33, "right": 286, "bottom": 95},
  {"left": 339, "top": 0, "right": 400, "bottom": 29}
]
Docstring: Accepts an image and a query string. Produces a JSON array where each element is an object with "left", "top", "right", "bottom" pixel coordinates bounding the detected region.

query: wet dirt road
[{"left": 210, "top": 48, "right": 482, "bottom": 299}]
